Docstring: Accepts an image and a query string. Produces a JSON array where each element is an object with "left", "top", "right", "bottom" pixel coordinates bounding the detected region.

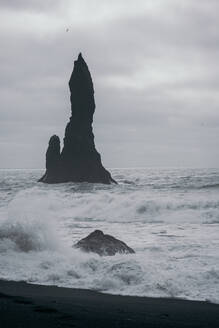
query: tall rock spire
[{"left": 39, "top": 54, "right": 116, "bottom": 184}]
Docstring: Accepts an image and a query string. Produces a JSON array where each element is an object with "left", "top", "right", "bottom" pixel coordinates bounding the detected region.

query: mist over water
[{"left": 0, "top": 168, "right": 219, "bottom": 303}]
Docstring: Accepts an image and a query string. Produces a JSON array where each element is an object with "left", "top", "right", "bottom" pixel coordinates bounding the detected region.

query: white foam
[
  {"left": 0, "top": 188, "right": 63, "bottom": 252},
  {"left": 0, "top": 168, "right": 219, "bottom": 303}
]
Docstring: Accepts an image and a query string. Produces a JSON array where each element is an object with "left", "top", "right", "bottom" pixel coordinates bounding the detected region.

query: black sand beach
[{"left": 0, "top": 280, "right": 219, "bottom": 327}]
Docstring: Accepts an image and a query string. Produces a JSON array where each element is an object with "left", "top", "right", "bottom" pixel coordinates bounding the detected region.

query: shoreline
[{"left": 0, "top": 280, "right": 219, "bottom": 327}]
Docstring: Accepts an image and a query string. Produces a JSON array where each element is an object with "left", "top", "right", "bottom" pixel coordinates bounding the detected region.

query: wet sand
[{"left": 0, "top": 279, "right": 219, "bottom": 327}]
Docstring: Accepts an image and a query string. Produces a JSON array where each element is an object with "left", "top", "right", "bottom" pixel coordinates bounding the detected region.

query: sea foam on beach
[{"left": 0, "top": 168, "right": 219, "bottom": 303}]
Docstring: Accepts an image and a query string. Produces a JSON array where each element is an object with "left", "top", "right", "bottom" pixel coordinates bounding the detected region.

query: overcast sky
[{"left": 0, "top": 0, "right": 219, "bottom": 168}]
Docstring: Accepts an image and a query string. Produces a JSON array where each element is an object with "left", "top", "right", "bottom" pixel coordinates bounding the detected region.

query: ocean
[{"left": 0, "top": 168, "right": 219, "bottom": 303}]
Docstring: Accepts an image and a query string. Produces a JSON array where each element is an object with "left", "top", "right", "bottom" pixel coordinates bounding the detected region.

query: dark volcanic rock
[
  {"left": 40, "top": 135, "right": 61, "bottom": 183},
  {"left": 39, "top": 53, "right": 116, "bottom": 184},
  {"left": 74, "top": 230, "right": 135, "bottom": 256}
]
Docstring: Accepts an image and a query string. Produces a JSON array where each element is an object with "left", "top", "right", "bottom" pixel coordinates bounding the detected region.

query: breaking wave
[
  {"left": 0, "top": 189, "right": 62, "bottom": 252},
  {"left": 0, "top": 168, "right": 219, "bottom": 303}
]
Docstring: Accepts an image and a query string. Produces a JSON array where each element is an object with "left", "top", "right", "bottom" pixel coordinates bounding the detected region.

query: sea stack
[{"left": 39, "top": 53, "right": 116, "bottom": 184}]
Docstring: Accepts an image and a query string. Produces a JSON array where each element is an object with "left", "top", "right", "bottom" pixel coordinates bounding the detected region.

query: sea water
[{"left": 0, "top": 168, "right": 219, "bottom": 303}]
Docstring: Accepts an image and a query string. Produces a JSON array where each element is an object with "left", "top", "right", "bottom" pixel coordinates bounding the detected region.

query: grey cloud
[
  {"left": 0, "top": 0, "right": 219, "bottom": 168},
  {"left": 0, "top": 0, "right": 61, "bottom": 12}
]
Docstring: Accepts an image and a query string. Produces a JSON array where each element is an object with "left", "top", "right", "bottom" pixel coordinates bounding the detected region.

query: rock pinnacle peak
[{"left": 78, "top": 52, "right": 83, "bottom": 60}]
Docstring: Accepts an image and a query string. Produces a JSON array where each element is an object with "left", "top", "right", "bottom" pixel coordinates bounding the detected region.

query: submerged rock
[
  {"left": 74, "top": 230, "right": 135, "bottom": 256},
  {"left": 39, "top": 53, "right": 116, "bottom": 184}
]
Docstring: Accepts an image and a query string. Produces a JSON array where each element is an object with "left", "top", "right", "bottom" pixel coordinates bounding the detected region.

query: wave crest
[{"left": 0, "top": 189, "right": 61, "bottom": 252}]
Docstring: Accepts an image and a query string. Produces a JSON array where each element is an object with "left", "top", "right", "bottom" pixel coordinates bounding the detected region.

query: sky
[{"left": 0, "top": 0, "right": 219, "bottom": 168}]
